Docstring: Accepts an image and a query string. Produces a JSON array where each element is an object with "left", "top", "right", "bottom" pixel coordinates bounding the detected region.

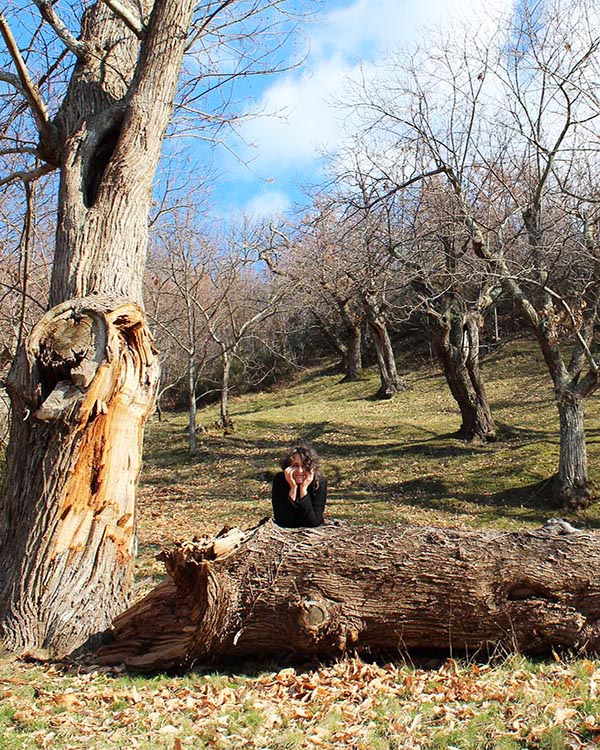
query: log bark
[{"left": 96, "top": 519, "right": 600, "bottom": 671}]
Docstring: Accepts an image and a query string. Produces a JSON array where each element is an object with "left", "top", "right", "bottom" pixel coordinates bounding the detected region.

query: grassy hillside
[
  {"left": 2, "top": 338, "right": 600, "bottom": 750},
  {"left": 138, "top": 338, "right": 600, "bottom": 554}
]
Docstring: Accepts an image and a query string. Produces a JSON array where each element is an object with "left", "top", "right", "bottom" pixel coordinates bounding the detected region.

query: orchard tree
[
  {"left": 337, "top": 159, "right": 410, "bottom": 398},
  {"left": 265, "top": 193, "right": 409, "bottom": 396},
  {"left": 352, "top": 0, "right": 600, "bottom": 505},
  {"left": 409, "top": 180, "right": 499, "bottom": 442},
  {"left": 263, "top": 212, "right": 367, "bottom": 382},
  {"left": 192, "top": 224, "right": 284, "bottom": 430},
  {"left": 146, "top": 209, "right": 216, "bottom": 454},
  {"left": 0, "top": 0, "right": 296, "bottom": 655}
]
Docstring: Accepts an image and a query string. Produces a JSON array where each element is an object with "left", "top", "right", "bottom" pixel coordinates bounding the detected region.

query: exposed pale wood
[
  {"left": 0, "top": 297, "right": 158, "bottom": 655},
  {"left": 97, "top": 519, "right": 600, "bottom": 671}
]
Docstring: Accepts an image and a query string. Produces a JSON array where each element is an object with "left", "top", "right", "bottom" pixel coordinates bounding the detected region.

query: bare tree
[
  {"left": 0, "top": 0, "right": 298, "bottom": 655},
  {"left": 408, "top": 181, "right": 499, "bottom": 441},
  {"left": 352, "top": 0, "right": 600, "bottom": 504},
  {"left": 262, "top": 214, "right": 367, "bottom": 382},
  {"left": 194, "top": 225, "right": 284, "bottom": 430},
  {"left": 146, "top": 211, "right": 216, "bottom": 454},
  {"left": 263, "top": 193, "right": 410, "bottom": 398},
  {"left": 337, "top": 162, "right": 410, "bottom": 397}
]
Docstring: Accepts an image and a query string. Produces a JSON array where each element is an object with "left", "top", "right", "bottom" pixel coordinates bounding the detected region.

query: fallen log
[{"left": 96, "top": 518, "right": 600, "bottom": 671}]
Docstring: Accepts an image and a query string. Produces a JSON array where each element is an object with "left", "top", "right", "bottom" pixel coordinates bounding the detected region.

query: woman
[{"left": 271, "top": 444, "right": 327, "bottom": 528}]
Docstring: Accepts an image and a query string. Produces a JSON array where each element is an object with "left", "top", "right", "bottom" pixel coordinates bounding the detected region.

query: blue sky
[{"left": 194, "top": 0, "right": 516, "bottom": 223}]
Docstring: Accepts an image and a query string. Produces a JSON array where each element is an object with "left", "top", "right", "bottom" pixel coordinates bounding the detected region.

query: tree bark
[
  {"left": 434, "top": 297, "right": 495, "bottom": 442},
  {"left": 535, "top": 328, "right": 597, "bottom": 510},
  {"left": 96, "top": 519, "right": 600, "bottom": 672},
  {"left": 0, "top": 298, "right": 158, "bottom": 655},
  {"left": 342, "top": 321, "right": 362, "bottom": 382},
  {"left": 554, "top": 390, "right": 594, "bottom": 509}
]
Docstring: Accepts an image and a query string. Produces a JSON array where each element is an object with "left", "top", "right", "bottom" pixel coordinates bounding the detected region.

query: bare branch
[
  {"left": 101, "top": 0, "right": 146, "bottom": 38},
  {"left": 0, "top": 147, "right": 39, "bottom": 158},
  {"left": 186, "top": 0, "right": 242, "bottom": 52},
  {"left": 0, "top": 162, "right": 55, "bottom": 188},
  {"left": 0, "top": 13, "right": 58, "bottom": 151},
  {"left": 31, "top": 0, "right": 88, "bottom": 58},
  {"left": 532, "top": 281, "right": 599, "bottom": 376},
  {"left": 0, "top": 68, "right": 22, "bottom": 91}
]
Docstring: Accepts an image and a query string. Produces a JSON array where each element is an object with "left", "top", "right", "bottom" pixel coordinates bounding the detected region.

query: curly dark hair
[{"left": 279, "top": 444, "right": 320, "bottom": 486}]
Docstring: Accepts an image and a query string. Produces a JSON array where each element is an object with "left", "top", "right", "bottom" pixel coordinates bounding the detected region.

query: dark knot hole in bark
[
  {"left": 508, "top": 583, "right": 558, "bottom": 603},
  {"left": 84, "top": 118, "right": 123, "bottom": 209}
]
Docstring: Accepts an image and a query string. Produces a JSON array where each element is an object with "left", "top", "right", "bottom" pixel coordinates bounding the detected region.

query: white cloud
[
  {"left": 242, "top": 189, "right": 292, "bottom": 219},
  {"left": 240, "top": 54, "right": 361, "bottom": 170},
  {"left": 225, "top": 0, "right": 516, "bottom": 210}
]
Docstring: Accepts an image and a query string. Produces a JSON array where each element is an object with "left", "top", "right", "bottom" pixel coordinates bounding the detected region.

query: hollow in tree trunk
[
  {"left": 97, "top": 519, "right": 600, "bottom": 671},
  {"left": 435, "top": 297, "right": 495, "bottom": 442}
]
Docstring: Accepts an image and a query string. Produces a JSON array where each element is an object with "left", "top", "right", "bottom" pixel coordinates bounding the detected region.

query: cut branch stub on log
[
  {"left": 0, "top": 296, "right": 159, "bottom": 656},
  {"left": 96, "top": 519, "right": 600, "bottom": 671}
]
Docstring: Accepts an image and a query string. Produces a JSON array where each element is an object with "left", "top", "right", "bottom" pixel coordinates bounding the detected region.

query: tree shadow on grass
[
  {"left": 385, "top": 423, "right": 557, "bottom": 463},
  {"left": 381, "top": 476, "right": 554, "bottom": 512},
  {"left": 394, "top": 435, "right": 486, "bottom": 461},
  {"left": 494, "top": 421, "right": 558, "bottom": 444},
  {"left": 372, "top": 474, "right": 600, "bottom": 526}
]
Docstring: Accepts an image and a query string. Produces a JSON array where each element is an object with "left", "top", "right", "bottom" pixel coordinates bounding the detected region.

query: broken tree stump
[
  {"left": 0, "top": 297, "right": 159, "bottom": 656},
  {"left": 96, "top": 518, "right": 600, "bottom": 671}
]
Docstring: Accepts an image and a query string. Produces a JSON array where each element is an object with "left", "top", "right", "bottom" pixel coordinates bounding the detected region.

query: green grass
[
  {"left": 3, "top": 339, "right": 600, "bottom": 749},
  {"left": 137, "top": 339, "right": 600, "bottom": 560}
]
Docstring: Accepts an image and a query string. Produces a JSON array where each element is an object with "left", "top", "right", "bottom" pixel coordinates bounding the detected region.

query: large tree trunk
[
  {"left": 0, "top": 299, "right": 158, "bottom": 655},
  {"left": 0, "top": 0, "right": 196, "bottom": 656},
  {"left": 342, "top": 321, "right": 363, "bottom": 382},
  {"left": 364, "top": 296, "right": 407, "bottom": 398},
  {"left": 435, "top": 297, "right": 495, "bottom": 442},
  {"left": 49, "top": 0, "right": 193, "bottom": 306},
  {"left": 96, "top": 519, "right": 600, "bottom": 672},
  {"left": 554, "top": 390, "right": 593, "bottom": 510}
]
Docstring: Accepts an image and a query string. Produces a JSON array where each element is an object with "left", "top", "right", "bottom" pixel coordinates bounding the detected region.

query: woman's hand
[
  {"left": 284, "top": 465, "right": 297, "bottom": 488},
  {"left": 300, "top": 471, "right": 314, "bottom": 493}
]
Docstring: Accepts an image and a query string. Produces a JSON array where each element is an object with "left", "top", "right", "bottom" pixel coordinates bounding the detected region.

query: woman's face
[{"left": 290, "top": 454, "right": 307, "bottom": 484}]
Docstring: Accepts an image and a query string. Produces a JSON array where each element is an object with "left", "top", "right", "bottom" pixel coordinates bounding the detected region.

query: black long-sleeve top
[{"left": 271, "top": 472, "right": 327, "bottom": 528}]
